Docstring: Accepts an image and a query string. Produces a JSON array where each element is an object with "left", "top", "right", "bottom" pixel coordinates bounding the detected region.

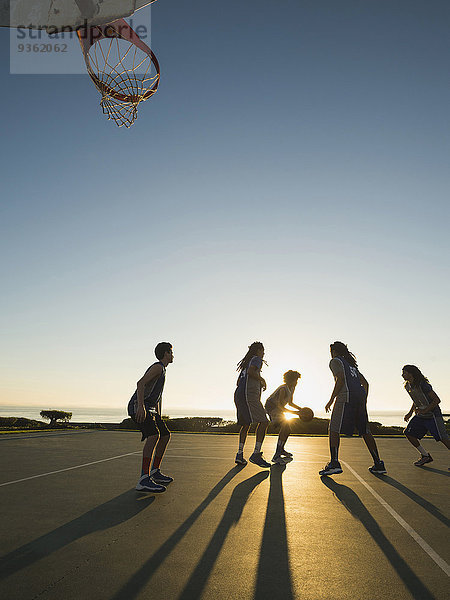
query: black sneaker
[
  {"left": 151, "top": 469, "right": 174, "bottom": 484},
  {"left": 414, "top": 454, "right": 433, "bottom": 466},
  {"left": 135, "top": 475, "right": 166, "bottom": 493},
  {"left": 319, "top": 461, "right": 343, "bottom": 476},
  {"left": 249, "top": 452, "right": 271, "bottom": 468},
  {"left": 279, "top": 449, "right": 293, "bottom": 458},
  {"left": 369, "top": 461, "right": 387, "bottom": 474},
  {"left": 235, "top": 452, "right": 247, "bottom": 465},
  {"left": 271, "top": 453, "right": 286, "bottom": 465}
]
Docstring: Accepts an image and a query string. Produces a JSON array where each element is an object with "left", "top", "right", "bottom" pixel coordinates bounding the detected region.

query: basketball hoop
[{"left": 77, "top": 18, "right": 160, "bottom": 127}]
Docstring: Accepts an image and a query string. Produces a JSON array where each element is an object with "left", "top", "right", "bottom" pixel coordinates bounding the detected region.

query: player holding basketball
[
  {"left": 265, "top": 370, "right": 302, "bottom": 464},
  {"left": 234, "top": 342, "right": 271, "bottom": 468},
  {"left": 128, "top": 342, "right": 174, "bottom": 492},
  {"left": 319, "top": 341, "right": 386, "bottom": 476},
  {"left": 402, "top": 365, "right": 450, "bottom": 466}
]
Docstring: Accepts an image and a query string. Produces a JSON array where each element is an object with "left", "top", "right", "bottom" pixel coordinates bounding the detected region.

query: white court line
[
  {"left": 0, "top": 452, "right": 141, "bottom": 487},
  {"left": 0, "top": 452, "right": 322, "bottom": 487},
  {"left": 2, "top": 447, "right": 449, "bottom": 578},
  {"left": 341, "top": 460, "right": 450, "bottom": 577},
  {"left": 0, "top": 431, "right": 94, "bottom": 441}
]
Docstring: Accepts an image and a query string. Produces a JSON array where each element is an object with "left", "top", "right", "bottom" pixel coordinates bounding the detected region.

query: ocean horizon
[{"left": 0, "top": 404, "right": 417, "bottom": 428}]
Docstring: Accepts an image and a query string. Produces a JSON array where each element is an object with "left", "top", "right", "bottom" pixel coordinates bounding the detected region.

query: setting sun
[{"left": 284, "top": 412, "right": 298, "bottom": 421}]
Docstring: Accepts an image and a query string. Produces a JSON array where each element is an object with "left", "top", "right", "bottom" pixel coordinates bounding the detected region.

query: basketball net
[{"left": 78, "top": 19, "right": 160, "bottom": 127}]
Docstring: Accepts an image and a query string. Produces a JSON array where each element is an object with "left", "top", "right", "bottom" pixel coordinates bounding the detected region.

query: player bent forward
[
  {"left": 128, "top": 342, "right": 174, "bottom": 493},
  {"left": 402, "top": 364, "right": 450, "bottom": 468},
  {"left": 265, "top": 370, "right": 302, "bottom": 464}
]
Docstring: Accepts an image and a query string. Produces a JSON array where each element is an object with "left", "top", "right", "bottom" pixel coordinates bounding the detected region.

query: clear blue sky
[{"left": 1, "top": 0, "right": 449, "bottom": 417}]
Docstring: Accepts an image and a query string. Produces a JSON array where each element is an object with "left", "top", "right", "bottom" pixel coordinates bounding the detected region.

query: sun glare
[{"left": 284, "top": 412, "right": 298, "bottom": 421}]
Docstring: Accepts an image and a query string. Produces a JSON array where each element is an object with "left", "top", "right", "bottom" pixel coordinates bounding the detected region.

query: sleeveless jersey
[
  {"left": 265, "top": 384, "right": 293, "bottom": 413},
  {"left": 329, "top": 356, "right": 366, "bottom": 403},
  {"left": 128, "top": 361, "right": 166, "bottom": 415},
  {"left": 405, "top": 381, "right": 441, "bottom": 420},
  {"left": 236, "top": 355, "right": 263, "bottom": 393}
]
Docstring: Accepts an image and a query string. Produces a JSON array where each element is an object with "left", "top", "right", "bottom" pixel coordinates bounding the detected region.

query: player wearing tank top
[
  {"left": 128, "top": 342, "right": 174, "bottom": 493},
  {"left": 329, "top": 357, "right": 367, "bottom": 404},
  {"left": 265, "top": 370, "right": 302, "bottom": 464},
  {"left": 319, "top": 341, "right": 386, "bottom": 477},
  {"left": 402, "top": 365, "right": 450, "bottom": 467},
  {"left": 128, "top": 361, "right": 166, "bottom": 416},
  {"left": 234, "top": 342, "right": 271, "bottom": 468}
]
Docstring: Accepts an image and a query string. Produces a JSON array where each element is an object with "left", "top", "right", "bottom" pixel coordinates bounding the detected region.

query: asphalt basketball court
[{"left": 0, "top": 430, "right": 449, "bottom": 600}]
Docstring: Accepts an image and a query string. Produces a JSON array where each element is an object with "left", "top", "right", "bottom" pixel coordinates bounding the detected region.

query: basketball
[{"left": 299, "top": 407, "right": 314, "bottom": 422}]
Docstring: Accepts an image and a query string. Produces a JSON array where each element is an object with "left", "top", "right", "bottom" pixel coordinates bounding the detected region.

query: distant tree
[
  {"left": 40, "top": 410, "right": 72, "bottom": 426},
  {"left": 167, "top": 417, "right": 224, "bottom": 432}
]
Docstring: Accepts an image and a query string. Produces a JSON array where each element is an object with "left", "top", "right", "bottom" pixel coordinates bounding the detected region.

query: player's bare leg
[
  {"left": 135, "top": 434, "right": 167, "bottom": 492},
  {"left": 405, "top": 433, "right": 433, "bottom": 466},
  {"left": 362, "top": 432, "right": 381, "bottom": 462},
  {"left": 249, "top": 422, "right": 271, "bottom": 468},
  {"left": 273, "top": 422, "right": 292, "bottom": 463},
  {"left": 330, "top": 430, "right": 340, "bottom": 462},
  {"left": 363, "top": 432, "right": 387, "bottom": 473},
  {"left": 255, "top": 421, "right": 267, "bottom": 444},
  {"left": 151, "top": 433, "right": 171, "bottom": 471},
  {"left": 235, "top": 423, "right": 250, "bottom": 465},
  {"left": 405, "top": 433, "right": 421, "bottom": 449},
  {"left": 319, "top": 431, "right": 343, "bottom": 475},
  {"left": 142, "top": 434, "right": 159, "bottom": 476},
  {"left": 150, "top": 434, "right": 174, "bottom": 484},
  {"left": 239, "top": 423, "right": 250, "bottom": 446}
]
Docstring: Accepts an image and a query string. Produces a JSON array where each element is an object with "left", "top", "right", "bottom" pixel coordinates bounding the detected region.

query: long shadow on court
[
  {"left": 0, "top": 490, "right": 154, "bottom": 579},
  {"left": 253, "top": 465, "right": 295, "bottom": 600},
  {"left": 413, "top": 466, "right": 450, "bottom": 477},
  {"left": 112, "top": 465, "right": 243, "bottom": 600},
  {"left": 375, "top": 475, "right": 450, "bottom": 527},
  {"left": 321, "top": 478, "right": 435, "bottom": 600},
  {"left": 176, "top": 471, "right": 269, "bottom": 600}
]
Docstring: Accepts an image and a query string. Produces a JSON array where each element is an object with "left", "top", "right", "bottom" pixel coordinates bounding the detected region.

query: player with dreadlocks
[
  {"left": 402, "top": 364, "right": 450, "bottom": 467},
  {"left": 234, "top": 341, "right": 271, "bottom": 468},
  {"left": 319, "top": 341, "right": 387, "bottom": 476}
]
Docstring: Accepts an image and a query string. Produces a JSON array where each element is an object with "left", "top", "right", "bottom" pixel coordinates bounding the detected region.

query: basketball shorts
[
  {"left": 404, "top": 415, "right": 449, "bottom": 442},
  {"left": 264, "top": 398, "right": 285, "bottom": 426},
  {"left": 234, "top": 382, "right": 268, "bottom": 425},
  {"left": 267, "top": 409, "right": 286, "bottom": 426},
  {"left": 129, "top": 405, "right": 170, "bottom": 441},
  {"left": 329, "top": 395, "right": 370, "bottom": 436}
]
